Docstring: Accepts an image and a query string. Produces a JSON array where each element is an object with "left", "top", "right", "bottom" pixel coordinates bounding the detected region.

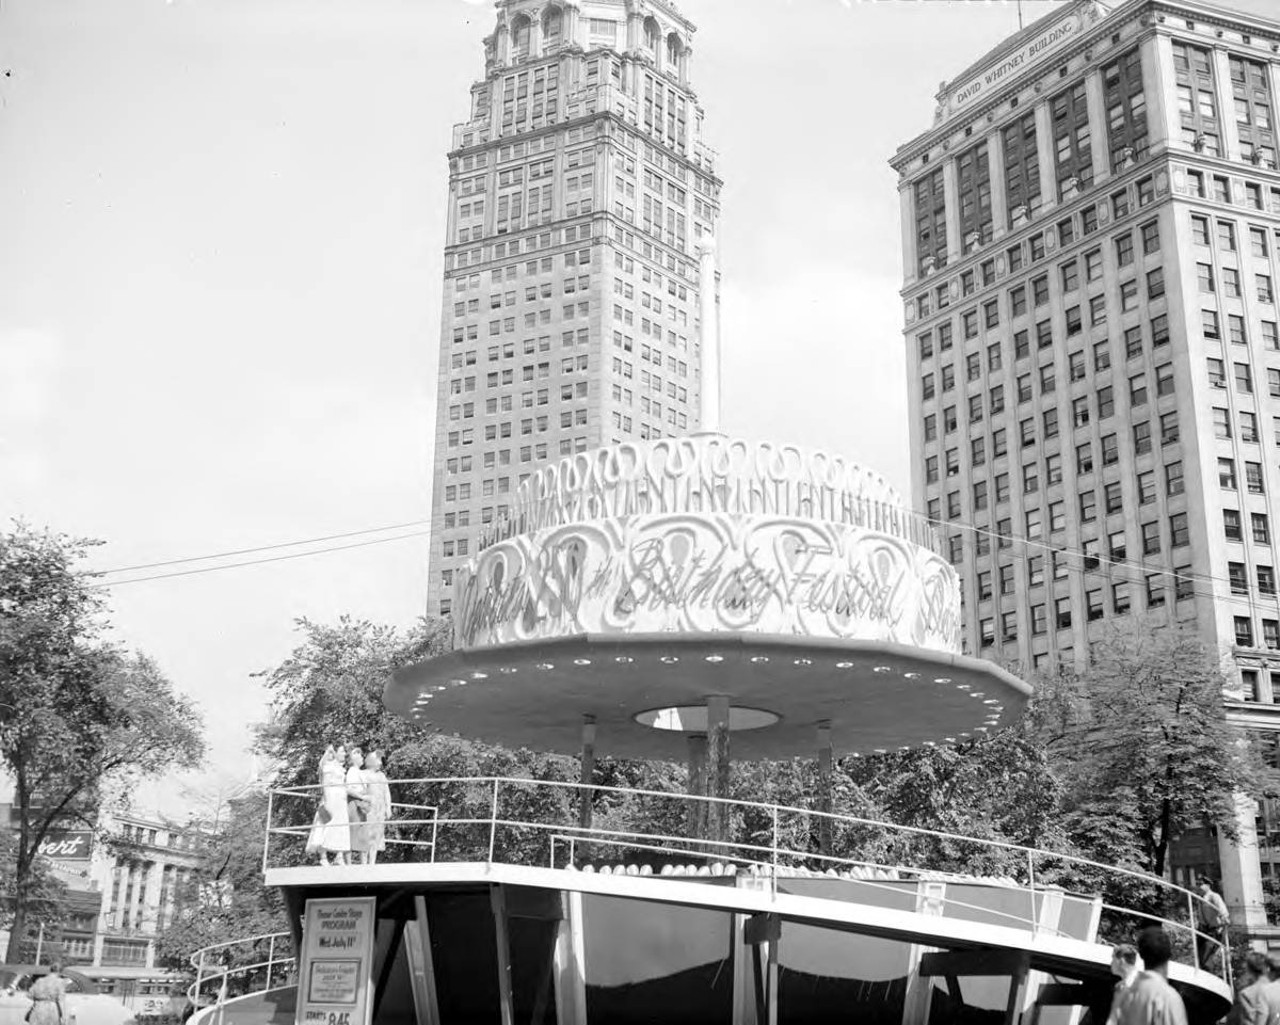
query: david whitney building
[{"left": 892, "top": 0, "right": 1280, "bottom": 938}]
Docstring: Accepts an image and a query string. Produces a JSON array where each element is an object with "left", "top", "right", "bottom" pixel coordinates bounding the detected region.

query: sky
[{"left": 3, "top": 0, "right": 1273, "bottom": 813}]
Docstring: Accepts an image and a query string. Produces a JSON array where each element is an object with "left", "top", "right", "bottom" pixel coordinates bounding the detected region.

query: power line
[
  {"left": 915, "top": 508, "right": 1272, "bottom": 609},
  {"left": 94, "top": 530, "right": 433, "bottom": 588},
  {"left": 95, "top": 519, "right": 433, "bottom": 576},
  {"left": 76, "top": 489, "right": 1277, "bottom": 617}
]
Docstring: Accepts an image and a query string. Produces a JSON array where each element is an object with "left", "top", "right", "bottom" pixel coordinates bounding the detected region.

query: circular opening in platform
[{"left": 633, "top": 705, "right": 781, "bottom": 733}]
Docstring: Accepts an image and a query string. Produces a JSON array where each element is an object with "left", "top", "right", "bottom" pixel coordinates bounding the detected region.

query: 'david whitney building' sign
[{"left": 946, "top": 12, "right": 1084, "bottom": 114}]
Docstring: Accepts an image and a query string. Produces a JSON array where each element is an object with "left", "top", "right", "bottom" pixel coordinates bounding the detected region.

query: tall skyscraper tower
[
  {"left": 893, "top": 0, "right": 1280, "bottom": 933},
  {"left": 427, "top": 0, "right": 722, "bottom": 619}
]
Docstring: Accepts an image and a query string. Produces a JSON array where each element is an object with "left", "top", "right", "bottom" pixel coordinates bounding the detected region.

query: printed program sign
[{"left": 295, "top": 897, "right": 377, "bottom": 1025}]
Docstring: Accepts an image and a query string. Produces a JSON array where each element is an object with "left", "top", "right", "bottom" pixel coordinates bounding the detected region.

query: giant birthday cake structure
[
  {"left": 388, "top": 246, "right": 1026, "bottom": 765},
  {"left": 454, "top": 434, "right": 961, "bottom": 655}
]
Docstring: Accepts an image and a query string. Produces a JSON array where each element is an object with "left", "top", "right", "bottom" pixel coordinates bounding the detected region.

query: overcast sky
[{"left": 3, "top": 0, "right": 1273, "bottom": 811}]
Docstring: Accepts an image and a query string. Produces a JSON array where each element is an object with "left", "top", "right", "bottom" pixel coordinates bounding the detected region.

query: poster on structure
[{"left": 295, "top": 896, "right": 377, "bottom": 1025}]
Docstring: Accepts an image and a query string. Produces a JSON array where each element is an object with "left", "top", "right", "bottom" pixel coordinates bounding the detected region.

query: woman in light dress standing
[
  {"left": 345, "top": 746, "right": 370, "bottom": 863},
  {"left": 305, "top": 745, "right": 351, "bottom": 865},
  {"left": 27, "top": 964, "right": 67, "bottom": 1025},
  {"left": 361, "top": 750, "right": 392, "bottom": 865}
]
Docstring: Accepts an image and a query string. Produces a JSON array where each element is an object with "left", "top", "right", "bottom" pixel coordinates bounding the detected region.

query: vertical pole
[
  {"left": 265, "top": 935, "right": 274, "bottom": 992},
  {"left": 816, "top": 721, "right": 833, "bottom": 857},
  {"left": 35, "top": 923, "right": 44, "bottom": 965},
  {"left": 405, "top": 896, "right": 442, "bottom": 1025},
  {"left": 765, "top": 933, "right": 779, "bottom": 1025},
  {"left": 696, "top": 240, "right": 721, "bottom": 432},
  {"left": 1002, "top": 953, "right": 1030, "bottom": 1025},
  {"left": 195, "top": 949, "right": 204, "bottom": 1011},
  {"left": 771, "top": 807, "right": 780, "bottom": 897},
  {"left": 686, "top": 733, "right": 708, "bottom": 843},
  {"left": 491, "top": 886, "right": 516, "bottom": 1025},
  {"left": 706, "top": 696, "right": 731, "bottom": 847},
  {"left": 489, "top": 778, "right": 500, "bottom": 865},
  {"left": 262, "top": 789, "right": 273, "bottom": 875},
  {"left": 578, "top": 716, "right": 596, "bottom": 831},
  {"left": 1189, "top": 891, "right": 1200, "bottom": 970},
  {"left": 1026, "top": 851, "right": 1037, "bottom": 937}
]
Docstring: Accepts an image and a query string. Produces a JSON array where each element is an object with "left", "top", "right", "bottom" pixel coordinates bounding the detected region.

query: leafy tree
[
  {"left": 254, "top": 616, "right": 452, "bottom": 794},
  {"left": 1036, "top": 620, "right": 1267, "bottom": 879},
  {"left": 0, "top": 830, "right": 69, "bottom": 960},
  {"left": 254, "top": 618, "right": 697, "bottom": 868},
  {"left": 152, "top": 788, "right": 287, "bottom": 985},
  {"left": 849, "top": 728, "right": 1065, "bottom": 848},
  {"left": 0, "top": 523, "right": 206, "bottom": 961}
]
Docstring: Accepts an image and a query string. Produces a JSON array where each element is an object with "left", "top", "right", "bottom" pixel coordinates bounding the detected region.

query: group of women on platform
[{"left": 305, "top": 745, "right": 392, "bottom": 866}]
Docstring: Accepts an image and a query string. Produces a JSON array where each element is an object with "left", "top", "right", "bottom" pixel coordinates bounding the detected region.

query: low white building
[{"left": 2, "top": 804, "right": 204, "bottom": 1019}]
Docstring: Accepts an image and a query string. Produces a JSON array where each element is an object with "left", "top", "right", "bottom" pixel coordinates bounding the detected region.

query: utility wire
[
  {"left": 916, "top": 508, "right": 1271, "bottom": 606},
  {"left": 79, "top": 493, "right": 1278, "bottom": 615},
  {"left": 94, "top": 530, "right": 433, "bottom": 588},
  {"left": 96, "top": 519, "right": 433, "bottom": 576}
]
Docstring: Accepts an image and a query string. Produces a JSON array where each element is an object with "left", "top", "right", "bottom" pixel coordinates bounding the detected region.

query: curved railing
[
  {"left": 188, "top": 931, "right": 295, "bottom": 1008},
  {"left": 263, "top": 776, "right": 1232, "bottom": 984}
]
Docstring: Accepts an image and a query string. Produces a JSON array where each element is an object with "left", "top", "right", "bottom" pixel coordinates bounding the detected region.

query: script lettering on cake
[
  {"left": 624, "top": 537, "right": 781, "bottom": 617},
  {"left": 917, "top": 569, "right": 962, "bottom": 647}
]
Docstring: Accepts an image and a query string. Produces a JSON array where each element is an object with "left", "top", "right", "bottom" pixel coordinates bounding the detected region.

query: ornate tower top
[{"left": 485, "top": 0, "right": 696, "bottom": 83}]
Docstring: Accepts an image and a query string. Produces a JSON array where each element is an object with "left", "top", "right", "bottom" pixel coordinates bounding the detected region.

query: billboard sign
[
  {"left": 37, "top": 831, "right": 93, "bottom": 861},
  {"left": 295, "top": 897, "right": 376, "bottom": 1025}
]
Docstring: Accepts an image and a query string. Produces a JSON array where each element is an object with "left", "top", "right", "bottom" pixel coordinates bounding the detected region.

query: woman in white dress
[
  {"left": 305, "top": 745, "right": 351, "bottom": 865},
  {"left": 361, "top": 750, "right": 392, "bottom": 865},
  {"left": 346, "top": 746, "right": 369, "bottom": 863}
]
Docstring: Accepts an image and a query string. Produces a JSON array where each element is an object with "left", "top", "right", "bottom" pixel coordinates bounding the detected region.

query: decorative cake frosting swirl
[{"left": 453, "top": 434, "right": 961, "bottom": 654}]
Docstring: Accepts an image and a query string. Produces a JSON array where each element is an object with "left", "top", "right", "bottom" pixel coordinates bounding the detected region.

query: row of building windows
[
  {"left": 446, "top": 406, "right": 590, "bottom": 447},
  {"left": 447, "top": 382, "right": 590, "bottom": 422},
  {"left": 929, "top": 392, "right": 1280, "bottom": 545},
  {"left": 914, "top": 174, "right": 1161, "bottom": 320},
  {"left": 911, "top": 37, "right": 1280, "bottom": 276},
  {"left": 1171, "top": 43, "right": 1277, "bottom": 165},
  {"left": 975, "top": 570, "right": 1195, "bottom": 648},
  {"left": 921, "top": 318, "right": 1173, "bottom": 448},
  {"left": 911, "top": 172, "right": 1280, "bottom": 324},
  {"left": 915, "top": 47, "right": 1151, "bottom": 274}
]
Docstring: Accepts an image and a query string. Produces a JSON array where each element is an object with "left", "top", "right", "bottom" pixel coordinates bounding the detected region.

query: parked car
[{"left": 0, "top": 967, "right": 134, "bottom": 1025}]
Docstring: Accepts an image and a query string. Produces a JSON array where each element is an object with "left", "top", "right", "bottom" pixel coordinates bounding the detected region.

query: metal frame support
[
  {"left": 403, "top": 896, "right": 441, "bottom": 1025},
  {"left": 744, "top": 914, "right": 780, "bottom": 1025},
  {"left": 816, "top": 720, "right": 833, "bottom": 856},
  {"left": 490, "top": 886, "right": 515, "bottom": 1025},
  {"left": 555, "top": 890, "right": 588, "bottom": 1025},
  {"left": 706, "top": 695, "right": 731, "bottom": 843},
  {"left": 687, "top": 733, "right": 708, "bottom": 839},
  {"left": 578, "top": 716, "right": 596, "bottom": 830}
]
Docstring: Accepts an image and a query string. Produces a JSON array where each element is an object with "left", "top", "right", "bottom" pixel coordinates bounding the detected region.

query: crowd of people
[
  {"left": 1105, "top": 915, "right": 1280, "bottom": 1025},
  {"left": 1106, "top": 927, "right": 1190, "bottom": 1025},
  {"left": 304, "top": 745, "right": 392, "bottom": 866}
]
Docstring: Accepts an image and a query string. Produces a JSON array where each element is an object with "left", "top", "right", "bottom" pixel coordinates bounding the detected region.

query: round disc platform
[{"left": 386, "top": 633, "right": 1032, "bottom": 760}]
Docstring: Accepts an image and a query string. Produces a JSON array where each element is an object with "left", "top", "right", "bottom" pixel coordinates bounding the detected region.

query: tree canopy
[
  {"left": 0, "top": 523, "right": 206, "bottom": 961},
  {"left": 151, "top": 788, "right": 285, "bottom": 975},
  {"left": 1032, "top": 620, "right": 1269, "bottom": 879}
]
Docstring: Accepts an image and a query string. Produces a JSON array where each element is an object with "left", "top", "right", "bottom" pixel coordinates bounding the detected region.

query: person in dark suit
[{"left": 1120, "top": 928, "right": 1187, "bottom": 1025}]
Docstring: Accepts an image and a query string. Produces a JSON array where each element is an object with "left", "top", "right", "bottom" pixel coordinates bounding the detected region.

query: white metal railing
[
  {"left": 263, "top": 794, "right": 438, "bottom": 867},
  {"left": 188, "top": 931, "right": 295, "bottom": 1009},
  {"left": 547, "top": 832, "right": 1082, "bottom": 941},
  {"left": 263, "top": 776, "right": 1232, "bottom": 984}
]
